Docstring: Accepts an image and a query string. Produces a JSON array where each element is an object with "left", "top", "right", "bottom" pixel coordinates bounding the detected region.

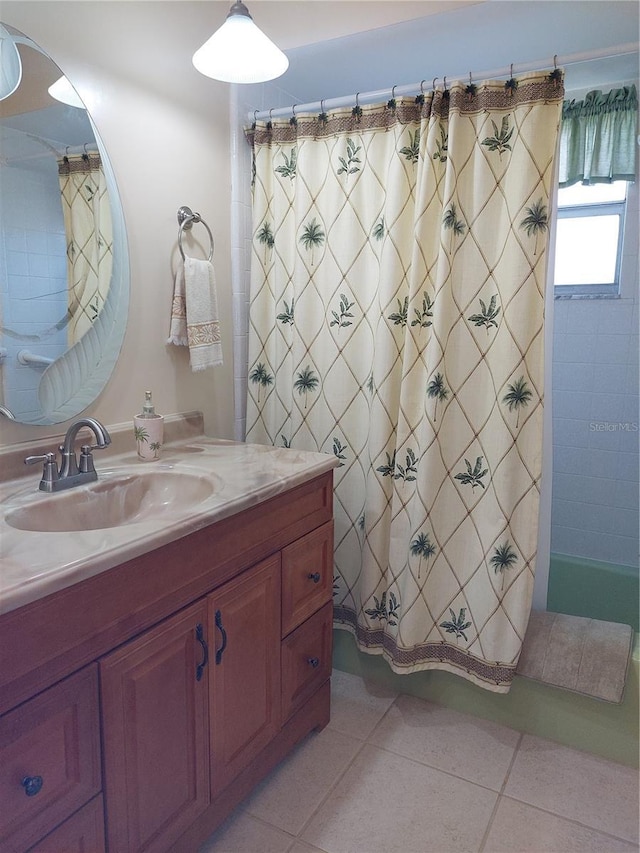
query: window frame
[{"left": 553, "top": 184, "right": 627, "bottom": 298}]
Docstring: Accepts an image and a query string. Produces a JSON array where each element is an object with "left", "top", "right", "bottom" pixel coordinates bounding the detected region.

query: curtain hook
[
  {"left": 469, "top": 72, "right": 473, "bottom": 87},
  {"left": 510, "top": 64, "right": 514, "bottom": 78},
  {"left": 392, "top": 85, "right": 397, "bottom": 99},
  {"left": 420, "top": 80, "right": 426, "bottom": 95},
  {"left": 432, "top": 77, "right": 438, "bottom": 91},
  {"left": 292, "top": 103, "right": 297, "bottom": 118},
  {"left": 553, "top": 54, "right": 558, "bottom": 70},
  {"left": 353, "top": 92, "right": 362, "bottom": 120},
  {"left": 253, "top": 109, "right": 258, "bottom": 125}
]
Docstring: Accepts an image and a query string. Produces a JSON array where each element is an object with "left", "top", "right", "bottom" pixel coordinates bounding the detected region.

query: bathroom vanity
[{"left": 0, "top": 423, "right": 336, "bottom": 852}]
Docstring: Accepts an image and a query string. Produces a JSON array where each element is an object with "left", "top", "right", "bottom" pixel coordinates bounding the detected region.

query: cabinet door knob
[
  {"left": 307, "top": 572, "right": 321, "bottom": 583},
  {"left": 215, "top": 609, "right": 228, "bottom": 665},
  {"left": 22, "top": 775, "right": 43, "bottom": 797},
  {"left": 307, "top": 657, "right": 320, "bottom": 668},
  {"left": 195, "top": 623, "right": 208, "bottom": 682}
]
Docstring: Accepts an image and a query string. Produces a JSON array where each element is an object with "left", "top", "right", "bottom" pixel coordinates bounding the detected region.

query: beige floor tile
[
  {"left": 369, "top": 693, "right": 520, "bottom": 791},
  {"left": 288, "top": 842, "right": 330, "bottom": 853},
  {"left": 328, "top": 670, "right": 398, "bottom": 740},
  {"left": 197, "top": 811, "right": 294, "bottom": 853},
  {"left": 301, "top": 743, "right": 497, "bottom": 853},
  {"left": 242, "top": 727, "right": 363, "bottom": 835},
  {"left": 504, "top": 735, "right": 640, "bottom": 843},
  {"left": 484, "top": 796, "right": 640, "bottom": 852}
]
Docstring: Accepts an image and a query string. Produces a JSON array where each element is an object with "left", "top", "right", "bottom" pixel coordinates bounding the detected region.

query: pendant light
[
  {"left": 192, "top": 1, "right": 288, "bottom": 84},
  {"left": 0, "top": 24, "right": 22, "bottom": 101},
  {"left": 48, "top": 75, "right": 85, "bottom": 108}
]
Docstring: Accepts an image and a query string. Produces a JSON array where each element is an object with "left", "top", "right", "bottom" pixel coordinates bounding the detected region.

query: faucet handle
[
  {"left": 25, "top": 452, "right": 57, "bottom": 466},
  {"left": 25, "top": 452, "right": 60, "bottom": 489},
  {"left": 79, "top": 445, "right": 96, "bottom": 474}
]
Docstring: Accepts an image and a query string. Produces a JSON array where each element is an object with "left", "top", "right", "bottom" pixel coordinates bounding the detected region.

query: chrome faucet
[{"left": 25, "top": 417, "right": 112, "bottom": 492}]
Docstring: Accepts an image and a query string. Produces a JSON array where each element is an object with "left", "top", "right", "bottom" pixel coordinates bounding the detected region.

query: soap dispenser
[{"left": 133, "top": 390, "right": 164, "bottom": 461}]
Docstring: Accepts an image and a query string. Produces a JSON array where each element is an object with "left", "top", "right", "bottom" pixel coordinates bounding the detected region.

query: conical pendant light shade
[
  {"left": 193, "top": 1, "right": 288, "bottom": 84},
  {"left": 0, "top": 25, "right": 22, "bottom": 101}
]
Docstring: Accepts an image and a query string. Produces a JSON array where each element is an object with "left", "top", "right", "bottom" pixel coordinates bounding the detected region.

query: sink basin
[{"left": 5, "top": 469, "right": 218, "bottom": 532}]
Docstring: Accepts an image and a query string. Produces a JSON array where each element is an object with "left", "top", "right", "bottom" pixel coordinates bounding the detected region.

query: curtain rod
[{"left": 248, "top": 42, "right": 638, "bottom": 122}]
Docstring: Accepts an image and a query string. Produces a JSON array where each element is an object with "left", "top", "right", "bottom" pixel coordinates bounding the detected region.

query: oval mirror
[{"left": 0, "top": 24, "right": 129, "bottom": 425}]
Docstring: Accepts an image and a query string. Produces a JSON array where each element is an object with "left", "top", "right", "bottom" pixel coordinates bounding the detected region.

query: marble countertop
[{"left": 0, "top": 432, "right": 337, "bottom": 616}]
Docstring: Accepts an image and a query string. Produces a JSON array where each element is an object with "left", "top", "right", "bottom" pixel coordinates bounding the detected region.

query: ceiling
[{"left": 246, "top": 0, "right": 639, "bottom": 111}]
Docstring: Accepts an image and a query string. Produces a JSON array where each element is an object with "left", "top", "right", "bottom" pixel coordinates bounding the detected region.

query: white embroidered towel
[
  {"left": 167, "top": 258, "right": 223, "bottom": 371},
  {"left": 167, "top": 263, "right": 188, "bottom": 346}
]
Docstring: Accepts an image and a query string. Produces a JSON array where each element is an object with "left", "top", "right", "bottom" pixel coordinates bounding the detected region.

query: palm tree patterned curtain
[
  {"left": 246, "top": 71, "right": 563, "bottom": 692},
  {"left": 58, "top": 152, "right": 113, "bottom": 345}
]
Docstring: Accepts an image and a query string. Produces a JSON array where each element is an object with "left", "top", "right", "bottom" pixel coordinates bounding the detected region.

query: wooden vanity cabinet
[{"left": 0, "top": 470, "right": 334, "bottom": 853}]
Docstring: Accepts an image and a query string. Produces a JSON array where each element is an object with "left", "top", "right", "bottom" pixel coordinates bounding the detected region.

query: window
[{"left": 554, "top": 181, "right": 628, "bottom": 297}]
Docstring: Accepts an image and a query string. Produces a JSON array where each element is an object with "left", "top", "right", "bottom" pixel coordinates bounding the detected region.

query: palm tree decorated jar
[{"left": 133, "top": 390, "right": 164, "bottom": 461}]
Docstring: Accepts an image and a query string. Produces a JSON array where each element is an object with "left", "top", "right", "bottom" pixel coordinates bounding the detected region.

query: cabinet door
[
  {"left": 101, "top": 601, "right": 210, "bottom": 853},
  {"left": 209, "top": 555, "right": 281, "bottom": 796},
  {"left": 27, "top": 795, "right": 105, "bottom": 853},
  {"left": 0, "top": 665, "right": 101, "bottom": 853}
]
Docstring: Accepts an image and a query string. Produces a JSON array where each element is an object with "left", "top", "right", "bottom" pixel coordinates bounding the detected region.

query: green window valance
[{"left": 558, "top": 84, "right": 638, "bottom": 187}]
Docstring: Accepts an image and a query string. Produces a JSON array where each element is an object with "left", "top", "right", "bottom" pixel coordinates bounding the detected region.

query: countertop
[{"left": 0, "top": 427, "right": 337, "bottom": 616}]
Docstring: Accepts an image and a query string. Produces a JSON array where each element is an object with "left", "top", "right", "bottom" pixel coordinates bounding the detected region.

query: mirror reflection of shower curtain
[{"left": 58, "top": 152, "right": 113, "bottom": 345}]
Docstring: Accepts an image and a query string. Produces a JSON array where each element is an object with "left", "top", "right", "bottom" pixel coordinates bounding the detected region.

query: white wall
[{"left": 0, "top": 2, "right": 236, "bottom": 445}]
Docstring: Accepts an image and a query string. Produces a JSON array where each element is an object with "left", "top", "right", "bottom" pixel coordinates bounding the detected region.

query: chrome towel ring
[{"left": 177, "top": 205, "right": 214, "bottom": 262}]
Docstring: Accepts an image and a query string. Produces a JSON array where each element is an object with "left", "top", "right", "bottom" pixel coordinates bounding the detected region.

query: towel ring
[{"left": 177, "top": 205, "right": 214, "bottom": 262}]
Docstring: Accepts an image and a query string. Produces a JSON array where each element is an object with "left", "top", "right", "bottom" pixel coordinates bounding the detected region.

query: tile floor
[{"left": 199, "top": 670, "right": 639, "bottom": 853}]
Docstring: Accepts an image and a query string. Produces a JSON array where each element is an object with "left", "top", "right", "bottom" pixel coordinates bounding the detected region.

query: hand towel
[{"left": 167, "top": 258, "right": 223, "bottom": 371}]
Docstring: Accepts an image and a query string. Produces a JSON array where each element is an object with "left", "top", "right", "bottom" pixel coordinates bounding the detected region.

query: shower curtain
[
  {"left": 246, "top": 71, "right": 563, "bottom": 691},
  {"left": 58, "top": 152, "right": 113, "bottom": 345}
]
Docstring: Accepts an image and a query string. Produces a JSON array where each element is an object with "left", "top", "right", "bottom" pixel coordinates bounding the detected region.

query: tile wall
[
  {"left": 551, "top": 180, "right": 639, "bottom": 567},
  {"left": 0, "top": 156, "right": 68, "bottom": 421}
]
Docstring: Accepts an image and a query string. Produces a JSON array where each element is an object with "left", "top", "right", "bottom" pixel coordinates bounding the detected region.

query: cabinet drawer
[
  {"left": 0, "top": 665, "right": 101, "bottom": 853},
  {"left": 281, "top": 602, "right": 333, "bottom": 722},
  {"left": 27, "top": 795, "right": 105, "bottom": 853},
  {"left": 282, "top": 521, "right": 333, "bottom": 637}
]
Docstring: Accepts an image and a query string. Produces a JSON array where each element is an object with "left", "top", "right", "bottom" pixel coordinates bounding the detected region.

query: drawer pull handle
[
  {"left": 195, "top": 623, "right": 208, "bottom": 682},
  {"left": 307, "top": 572, "right": 321, "bottom": 583},
  {"left": 215, "top": 609, "right": 227, "bottom": 665},
  {"left": 22, "top": 775, "right": 43, "bottom": 797},
  {"left": 308, "top": 657, "right": 320, "bottom": 668}
]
